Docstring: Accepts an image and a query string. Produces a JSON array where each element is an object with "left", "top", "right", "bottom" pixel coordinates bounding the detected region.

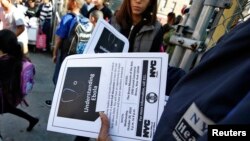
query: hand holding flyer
[{"left": 47, "top": 53, "right": 168, "bottom": 141}]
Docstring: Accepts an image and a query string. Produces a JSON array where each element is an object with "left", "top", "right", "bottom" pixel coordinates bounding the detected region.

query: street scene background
[{"left": 0, "top": 51, "right": 78, "bottom": 141}]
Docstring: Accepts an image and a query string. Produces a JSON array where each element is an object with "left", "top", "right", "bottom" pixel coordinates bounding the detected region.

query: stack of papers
[{"left": 47, "top": 19, "right": 168, "bottom": 141}]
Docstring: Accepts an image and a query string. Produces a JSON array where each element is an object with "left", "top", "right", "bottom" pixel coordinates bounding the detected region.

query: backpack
[
  {"left": 21, "top": 58, "right": 35, "bottom": 96},
  {"left": 60, "top": 13, "right": 93, "bottom": 62}
]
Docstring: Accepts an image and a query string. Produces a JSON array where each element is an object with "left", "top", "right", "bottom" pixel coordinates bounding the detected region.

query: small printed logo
[
  {"left": 149, "top": 60, "right": 158, "bottom": 77},
  {"left": 146, "top": 92, "right": 158, "bottom": 103},
  {"left": 143, "top": 120, "right": 151, "bottom": 138}
]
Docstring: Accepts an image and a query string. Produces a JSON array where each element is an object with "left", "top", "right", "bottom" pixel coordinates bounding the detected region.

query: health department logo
[
  {"left": 146, "top": 92, "right": 158, "bottom": 103},
  {"left": 149, "top": 60, "right": 158, "bottom": 77}
]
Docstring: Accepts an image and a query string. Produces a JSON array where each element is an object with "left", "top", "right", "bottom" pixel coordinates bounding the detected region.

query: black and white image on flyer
[
  {"left": 94, "top": 28, "right": 125, "bottom": 53},
  {"left": 57, "top": 67, "right": 101, "bottom": 121},
  {"left": 47, "top": 53, "right": 168, "bottom": 140},
  {"left": 83, "top": 19, "right": 129, "bottom": 54}
]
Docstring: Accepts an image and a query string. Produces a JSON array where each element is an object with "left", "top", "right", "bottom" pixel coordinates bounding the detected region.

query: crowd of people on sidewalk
[
  {"left": 1, "top": 0, "right": 250, "bottom": 140},
  {"left": 0, "top": 0, "right": 53, "bottom": 54}
]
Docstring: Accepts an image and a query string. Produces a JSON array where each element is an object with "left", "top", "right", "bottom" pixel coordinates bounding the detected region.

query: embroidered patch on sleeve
[{"left": 173, "top": 103, "right": 215, "bottom": 141}]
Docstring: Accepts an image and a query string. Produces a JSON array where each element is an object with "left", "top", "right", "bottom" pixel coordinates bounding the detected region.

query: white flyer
[
  {"left": 83, "top": 19, "right": 129, "bottom": 54},
  {"left": 47, "top": 53, "right": 168, "bottom": 141}
]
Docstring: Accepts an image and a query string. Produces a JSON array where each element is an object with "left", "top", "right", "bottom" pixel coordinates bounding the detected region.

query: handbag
[{"left": 36, "top": 28, "right": 46, "bottom": 49}]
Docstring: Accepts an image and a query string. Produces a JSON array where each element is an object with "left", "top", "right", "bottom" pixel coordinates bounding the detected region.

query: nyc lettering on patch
[{"left": 173, "top": 103, "right": 214, "bottom": 141}]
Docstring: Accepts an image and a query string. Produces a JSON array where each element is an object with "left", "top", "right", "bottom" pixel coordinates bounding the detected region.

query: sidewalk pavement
[{"left": 0, "top": 51, "right": 95, "bottom": 141}]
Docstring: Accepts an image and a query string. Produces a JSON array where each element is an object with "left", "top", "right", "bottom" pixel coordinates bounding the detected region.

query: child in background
[
  {"left": 26, "top": 0, "right": 38, "bottom": 18},
  {"left": 0, "top": 29, "right": 39, "bottom": 132},
  {"left": 89, "top": 10, "right": 103, "bottom": 26}
]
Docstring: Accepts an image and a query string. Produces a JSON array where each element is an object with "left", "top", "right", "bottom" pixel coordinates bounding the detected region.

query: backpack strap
[
  {"left": 67, "top": 13, "right": 83, "bottom": 38},
  {"left": 59, "top": 13, "right": 82, "bottom": 62}
]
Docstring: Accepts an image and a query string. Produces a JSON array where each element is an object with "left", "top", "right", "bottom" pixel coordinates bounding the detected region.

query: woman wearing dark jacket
[
  {"left": 0, "top": 29, "right": 39, "bottom": 132},
  {"left": 111, "top": 0, "right": 163, "bottom": 52},
  {"left": 110, "top": 0, "right": 185, "bottom": 95}
]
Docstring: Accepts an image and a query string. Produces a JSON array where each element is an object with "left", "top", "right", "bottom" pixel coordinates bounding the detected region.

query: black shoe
[
  {"left": 27, "top": 118, "right": 39, "bottom": 131},
  {"left": 45, "top": 100, "right": 52, "bottom": 106}
]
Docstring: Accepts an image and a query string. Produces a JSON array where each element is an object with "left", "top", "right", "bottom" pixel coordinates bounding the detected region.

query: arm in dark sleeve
[{"left": 166, "top": 66, "right": 186, "bottom": 96}]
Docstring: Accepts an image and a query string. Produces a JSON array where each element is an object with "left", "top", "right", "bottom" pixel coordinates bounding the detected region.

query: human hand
[{"left": 97, "top": 112, "right": 112, "bottom": 141}]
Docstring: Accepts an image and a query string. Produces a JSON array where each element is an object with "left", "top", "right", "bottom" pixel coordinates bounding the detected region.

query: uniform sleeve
[{"left": 197, "top": 92, "right": 250, "bottom": 141}]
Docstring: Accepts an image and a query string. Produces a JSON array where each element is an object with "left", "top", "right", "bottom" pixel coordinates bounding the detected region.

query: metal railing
[{"left": 169, "top": 0, "right": 250, "bottom": 72}]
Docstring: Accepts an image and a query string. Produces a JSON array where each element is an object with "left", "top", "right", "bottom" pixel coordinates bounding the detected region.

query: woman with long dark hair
[
  {"left": 0, "top": 29, "right": 39, "bottom": 132},
  {"left": 111, "top": 0, "right": 163, "bottom": 52}
]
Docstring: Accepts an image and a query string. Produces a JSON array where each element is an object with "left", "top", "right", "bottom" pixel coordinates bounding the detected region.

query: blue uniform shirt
[{"left": 153, "top": 19, "right": 250, "bottom": 141}]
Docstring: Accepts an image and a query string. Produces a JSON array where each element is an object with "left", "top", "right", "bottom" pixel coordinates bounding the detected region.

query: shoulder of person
[
  {"left": 81, "top": 3, "right": 88, "bottom": 9},
  {"left": 78, "top": 14, "right": 90, "bottom": 22},
  {"left": 62, "top": 13, "right": 76, "bottom": 21},
  {"left": 141, "top": 21, "right": 162, "bottom": 33},
  {"left": 12, "top": 6, "right": 26, "bottom": 19}
]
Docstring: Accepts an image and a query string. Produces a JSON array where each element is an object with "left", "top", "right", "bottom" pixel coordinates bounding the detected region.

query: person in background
[
  {"left": 37, "top": 0, "right": 53, "bottom": 52},
  {"left": 14, "top": 0, "right": 28, "bottom": 16},
  {"left": 111, "top": 0, "right": 163, "bottom": 52},
  {"left": 50, "top": 1, "right": 93, "bottom": 141},
  {"left": 35, "top": 0, "right": 42, "bottom": 7},
  {"left": 88, "top": 0, "right": 112, "bottom": 22},
  {"left": 165, "top": 12, "right": 176, "bottom": 27},
  {"left": 162, "top": 12, "right": 176, "bottom": 38},
  {"left": 174, "top": 15, "right": 183, "bottom": 26},
  {"left": 51, "top": 0, "right": 93, "bottom": 87},
  {"left": 80, "top": 0, "right": 94, "bottom": 17},
  {"left": 0, "top": 29, "right": 39, "bottom": 132},
  {"left": 26, "top": 0, "right": 38, "bottom": 18},
  {"left": 89, "top": 9, "right": 103, "bottom": 26},
  {"left": 50, "top": 2, "right": 93, "bottom": 140},
  {"left": 111, "top": 0, "right": 185, "bottom": 95},
  {"left": 0, "top": 0, "right": 29, "bottom": 55},
  {"left": 162, "top": 12, "right": 176, "bottom": 59}
]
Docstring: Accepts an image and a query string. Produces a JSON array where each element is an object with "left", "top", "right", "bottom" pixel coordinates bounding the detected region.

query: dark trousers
[
  {"left": 52, "top": 51, "right": 62, "bottom": 85},
  {"left": 42, "top": 20, "right": 52, "bottom": 51},
  {"left": 4, "top": 103, "right": 35, "bottom": 122}
]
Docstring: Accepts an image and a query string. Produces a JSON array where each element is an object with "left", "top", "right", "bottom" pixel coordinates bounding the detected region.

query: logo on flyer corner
[
  {"left": 146, "top": 92, "right": 158, "bottom": 103},
  {"left": 143, "top": 119, "right": 151, "bottom": 138},
  {"left": 149, "top": 60, "right": 158, "bottom": 77}
]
